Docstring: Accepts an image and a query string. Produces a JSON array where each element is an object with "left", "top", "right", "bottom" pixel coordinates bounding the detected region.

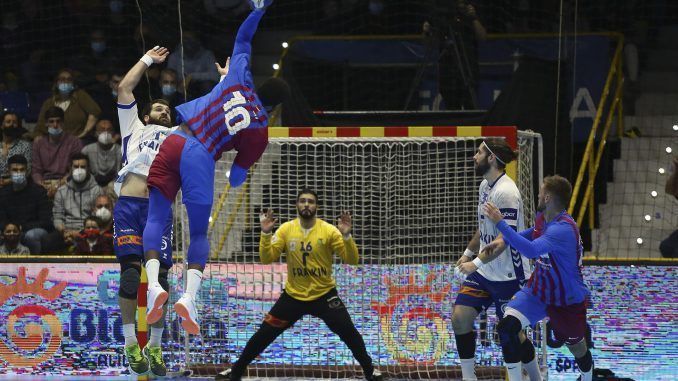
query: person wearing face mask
[
  {"left": 0, "top": 112, "right": 31, "bottom": 187},
  {"left": 154, "top": 69, "right": 186, "bottom": 109},
  {"left": 32, "top": 107, "right": 83, "bottom": 199},
  {"left": 35, "top": 68, "right": 101, "bottom": 140},
  {"left": 46, "top": 153, "right": 102, "bottom": 253},
  {"left": 167, "top": 31, "right": 219, "bottom": 99},
  {"left": 74, "top": 216, "right": 114, "bottom": 255},
  {"left": 82, "top": 119, "right": 121, "bottom": 192},
  {"left": 0, "top": 222, "right": 30, "bottom": 255},
  {"left": 0, "top": 155, "right": 53, "bottom": 254},
  {"left": 92, "top": 194, "right": 114, "bottom": 234}
]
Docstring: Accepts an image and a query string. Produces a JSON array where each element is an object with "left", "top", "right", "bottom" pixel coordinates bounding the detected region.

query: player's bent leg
[
  {"left": 222, "top": 317, "right": 290, "bottom": 381},
  {"left": 567, "top": 339, "right": 593, "bottom": 381},
  {"left": 175, "top": 202, "right": 211, "bottom": 334},
  {"left": 319, "top": 302, "right": 378, "bottom": 380},
  {"left": 496, "top": 314, "right": 524, "bottom": 381},
  {"left": 117, "top": 259, "right": 150, "bottom": 375},
  {"left": 144, "top": 187, "right": 173, "bottom": 324}
]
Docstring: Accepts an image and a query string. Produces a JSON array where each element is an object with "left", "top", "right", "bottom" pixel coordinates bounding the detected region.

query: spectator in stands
[
  {"left": 155, "top": 68, "right": 186, "bottom": 109},
  {"left": 0, "top": 111, "right": 31, "bottom": 187},
  {"left": 0, "top": 154, "right": 52, "bottom": 254},
  {"left": 0, "top": 222, "right": 30, "bottom": 255},
  {"left": 82, "top": 119, "right": 121, "bottom": 192},
  {"left": 50, "top": 153, "right": 102, "bottom": 252},
  {"left": 74, "top": 215, "right": 114, "bottom": 255},
  {"left": 89, "top": 71, "right": 124, "bottom": 136},
  {"left": 35, "top": 68, "right": 101, "bottom": 140},
  {"left": 92, "top": 194, "right": 114, "bottom": 234},
  {"left": 32, "top": 106, "right": 83, "bottom": 198},
  {"left": 70, "top": 29, "right": 116, "bottom": 89},
  {"left": 167, "top": 31, "right": 219, "bottom": 98},
  {"left": 660, "top": 154, "right": 678, "bottom": 258}
]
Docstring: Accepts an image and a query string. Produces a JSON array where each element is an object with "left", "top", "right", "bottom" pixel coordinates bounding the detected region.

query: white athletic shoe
[
  {"left": 174, "top": 293, "right": 200, "bottom": 335},
  {"left": 146, "top": 282, "right": 168, "bottom": 324},
  {"left": 367, "top": 368, "right": 383, "bottom": 380}
]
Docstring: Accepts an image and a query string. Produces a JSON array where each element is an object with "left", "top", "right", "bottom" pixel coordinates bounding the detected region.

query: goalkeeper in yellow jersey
[{"left": 215, "top": 188, "right": 383, "bottom": 381}]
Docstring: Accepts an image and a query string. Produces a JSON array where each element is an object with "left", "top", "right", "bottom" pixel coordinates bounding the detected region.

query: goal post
[{"left": 166, "top": 126, "right": 544, "bottom": 379}]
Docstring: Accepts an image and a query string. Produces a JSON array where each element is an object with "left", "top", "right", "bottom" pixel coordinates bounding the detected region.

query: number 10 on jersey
[{"left": 223, "top": 91, "right": 251, "bottom": 135}]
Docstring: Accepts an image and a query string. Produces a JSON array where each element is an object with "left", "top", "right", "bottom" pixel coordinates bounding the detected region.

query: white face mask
[
  {"left": 98, "top": 131, "right": 113, "bottom": 145},
  {"left": 72, "top": 168, "right": 87, "bottom": 183},
  {"left": 94, "top": 207, "right": 112, "bottom": 222}
]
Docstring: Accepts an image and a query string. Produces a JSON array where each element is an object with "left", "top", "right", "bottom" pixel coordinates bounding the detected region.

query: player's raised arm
[
  {"left": 232, "top": 1, "right": 270, "bottom": 58},
  {"left": 332, "top": 210, "right": 359, "bottom": 265},
  {"left": 118, "top": 46, "right": 169, "bottom": 105},
  {"left": 259, "top": 208, "right": 285, "bottom": 264}
]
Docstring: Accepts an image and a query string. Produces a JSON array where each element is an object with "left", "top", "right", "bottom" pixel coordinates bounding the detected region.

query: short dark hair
[
  {"left": 141, "top": 99, "right": 171, "bottom": 120},
  {"left": 257, "top": 77, "right": 291, "bottom": 109},
  {"left": 482, "top": 137, "right": 518, "bottom": 169},
  {"left": 1, "top": 111, "right": 22, "bottom": 129},
  {"left": 7, "top": 154, "right": 28, "bottom": 167},
  {"left": 44, "top": 106, "right": 65, "bottom": 121},
  {"left": 70, "top": 152, "right": 90, "bottom": 167},
  {"left": 84, "top": 216, "right": 99, "bottom": 228},
  {"left": 297, "top": 187, "right": 318, "bottom": 203},
  {"left": 3, "top": 221, "right": 22, "bottom": 232},
  {"left": 543, "top": 175, "right": 572, "bottom": 208}
]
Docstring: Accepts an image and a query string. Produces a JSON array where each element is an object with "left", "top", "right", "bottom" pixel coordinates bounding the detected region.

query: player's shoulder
[{"left": 493, "top": 175, "right": 521, "bottom": 196}]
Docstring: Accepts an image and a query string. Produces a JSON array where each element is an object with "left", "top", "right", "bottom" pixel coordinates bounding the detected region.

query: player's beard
[
  {"left": 474, "top": 157, "right": 490, "bottom": 176},
  {"left": 297, "top": 206, "right": 316, "bottom": 220},
  {"left": 536, "top": 198, "right": 547, "bottom": 212},
  {"left": 147, "top": 115, "right": 172, "bottom": 127}
]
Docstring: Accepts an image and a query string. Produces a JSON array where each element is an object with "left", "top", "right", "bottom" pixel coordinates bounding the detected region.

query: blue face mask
[
  {"left": 111, "top": 89, "right": 118, "bottom": 98},
  {"left": 109, "top": 0, "right": 123, "bottom": 13},
  {"left": 57, "top": 82, "right": 74, "bottom": 94},
  {"left": 161, "top": 84, "right": 176, "bottom": 96},
  {"left": 91, "top": 42, "right": 106, "bottom": 53},
  {"left": 11, "top": 172, "right": 26, "bottom": 186},
  {"left": 48, "top": 127, "right": 63, "bottom": 136}
]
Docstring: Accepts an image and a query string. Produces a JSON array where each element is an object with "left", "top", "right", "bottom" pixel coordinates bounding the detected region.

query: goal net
[{"left": 164, "top": 127, "right": 543, "bottom": 379}]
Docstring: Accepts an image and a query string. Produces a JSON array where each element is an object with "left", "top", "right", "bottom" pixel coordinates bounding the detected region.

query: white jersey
[
  {"left": 114, "top": 100, "right": 177, "bottom": 195},
  {"left": 477, "top": 173, "right": 531, "bottom": 283}
]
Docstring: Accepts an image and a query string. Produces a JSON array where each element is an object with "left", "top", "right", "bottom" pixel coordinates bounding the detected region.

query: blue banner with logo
[{"left": 478, "top": 35, "right": 611, "bottom": 142}]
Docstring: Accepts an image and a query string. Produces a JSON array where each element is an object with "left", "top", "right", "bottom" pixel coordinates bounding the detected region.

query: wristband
[
  {"left": 472, "top": 257, "right": 484, "bottom": 269},
  {"left": 463, "top": 248, "right": 475, "bottom": 258},
  {"left": 140, "top": 54, "right": 153, "bottom": 67},
  {"left": 261, "top": 231, "right": 272, "bottom": 236},
  {"left": 342, "top": 233, "right": 352, "bottom": 240}
]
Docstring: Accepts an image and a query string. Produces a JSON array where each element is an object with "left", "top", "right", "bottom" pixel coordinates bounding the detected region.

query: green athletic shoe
[
  {"left": 124, "top": 343, "right": 149, "bottom": 375},
  {"left": 143, "top": 345, "right": 167, "bottom": 377}
]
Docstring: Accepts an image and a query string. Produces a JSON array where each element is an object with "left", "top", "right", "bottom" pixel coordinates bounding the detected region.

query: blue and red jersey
[
  {"left": 175, "top": 9, "right": 268, "bottom": 170},
  {"left": 496, "top": 210, "right": 590, "bottom": 306}
]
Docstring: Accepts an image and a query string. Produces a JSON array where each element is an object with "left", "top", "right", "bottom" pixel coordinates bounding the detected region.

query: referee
[{"left": 215, "top": 188, "right": 383, "bottom": 381}]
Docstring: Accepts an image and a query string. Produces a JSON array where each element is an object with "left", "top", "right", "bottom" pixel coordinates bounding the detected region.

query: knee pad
[
  {"left": 497, "top": 315, "right": 523, "bottom": 362},
  {"left": 119, "top": 263, "right": 141, "bottom": 299},
  {"left": 158, "top": 271, "right": 170, "bottom": 303}
]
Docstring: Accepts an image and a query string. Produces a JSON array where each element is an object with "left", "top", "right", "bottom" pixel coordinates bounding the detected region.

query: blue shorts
[
  {"left": 147, "top": 129, "right": 215, "bottom": 206},
  {"left": 455, "top": 271, "right": 522, "bottom": 319},
  {"left": 506, "top": 289, "right": 588, "bottom": 345},
  {"left": 113, "top": 196, "right": 173, "bottom": 268}
]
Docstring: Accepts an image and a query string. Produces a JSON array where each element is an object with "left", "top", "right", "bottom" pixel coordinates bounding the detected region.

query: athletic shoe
[
  {"left": 124, "top": 343, "right": 149, "bottom": 375},
  {"left": 142, "top": 345, "right": 167, "bottom": 377},
  {"left": 367, "top": 368, "right": 384, "bottom": 380},
  {"left": 146, "top": 282, "right": 168, "bottom": 324},
  {"left": 215, "top": 368, "right": 238, "bottom": 381},
  {"left": 175, "top": 293, "right": 200, "bottom": 335}
]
